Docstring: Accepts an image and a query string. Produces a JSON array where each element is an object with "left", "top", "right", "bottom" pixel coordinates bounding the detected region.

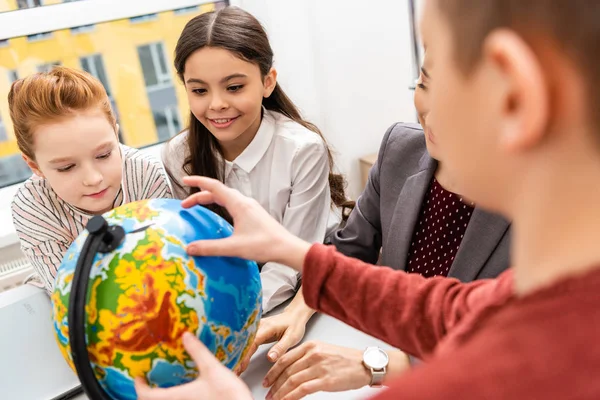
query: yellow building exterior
[{"left": 0, "top": 1, "right": 220, "bottom": 162}]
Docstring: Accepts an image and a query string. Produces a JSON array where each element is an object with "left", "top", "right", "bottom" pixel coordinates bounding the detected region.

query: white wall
[{"left": 231, "top": 0, "right": 417, "bottom": 198}]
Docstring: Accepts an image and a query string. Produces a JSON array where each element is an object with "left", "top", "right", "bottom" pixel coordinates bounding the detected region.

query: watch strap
[{"left": 369, "top": 367, "right": 386, "bottom": 388}]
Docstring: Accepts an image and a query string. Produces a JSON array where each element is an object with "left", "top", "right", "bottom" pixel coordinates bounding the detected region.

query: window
[
  {"left": 70, "top": 24, "right": 95, "bottom": 34},
  {"left": 0, "top": 115, "right": 7, "bottom": 142},
  {"left": 17, "top": 0, "right": 42, "bottom": 10},
  {"left": 129, "top": 14, "right": 158, "bottom": 24},
  {"left": 137, "top": 42, "right": 181, "bottom": 140},
  {"left": 80, "top": 54, "right": 125, "bottom": 142},
  {"left": 37, "top": 61, "right": 61, "bottom": 73},
  {"left": 154, "top": 105, "right": 182, "bottom": 141},
  {"left": 0, "top": 40, "right": 8, "bottom": 47},
  {"left": 27, "top": 32, "right": 53, "bottom": 42},
  {"left": 80, "top": 54, "right": 111, "bottom": 96},
  {"left": 137, "top": 42, "right": 171, "bottom": 89},
  {"left": 0, "top": 155, "right": 32, "bottom": 188},
  {"left": 7, "top": 70, "right": 18, "bottom": 83},
  {"left": 174, "top": 6, "right": 199, "bottom": 15},
  {"left": 0, "top": 117, "right": 31, "bottom": 188}
]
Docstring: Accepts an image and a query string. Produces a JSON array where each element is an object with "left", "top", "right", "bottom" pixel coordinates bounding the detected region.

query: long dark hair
[{"left": 168, "top": 6, "right": 354, "bottom": 222}]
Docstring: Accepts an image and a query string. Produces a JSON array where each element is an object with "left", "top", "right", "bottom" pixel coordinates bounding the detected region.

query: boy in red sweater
[{"left": 136, "top": 1, "right": 600, "bottom": 399}]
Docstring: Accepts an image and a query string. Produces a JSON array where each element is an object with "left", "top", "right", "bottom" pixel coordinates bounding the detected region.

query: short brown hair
[
  {"left": 8, "top": 66, "right": 116, "bottom": 160},
  {"left": 438, "top": 0, "right": 600, "bottom": 125}
]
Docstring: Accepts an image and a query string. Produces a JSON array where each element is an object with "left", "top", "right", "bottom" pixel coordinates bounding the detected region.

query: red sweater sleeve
[{"left": 302, "top": 244, "right": 512, "bottom": 358}]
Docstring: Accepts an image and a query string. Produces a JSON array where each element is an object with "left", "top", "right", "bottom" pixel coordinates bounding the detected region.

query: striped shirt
[{"left": 11, "top": 145, "right": 173, "bottom": 293}]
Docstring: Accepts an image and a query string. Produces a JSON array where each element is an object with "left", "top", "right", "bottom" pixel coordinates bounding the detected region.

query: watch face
[{"left": 364, "top": 348, "right": 389, "bottom": 369}]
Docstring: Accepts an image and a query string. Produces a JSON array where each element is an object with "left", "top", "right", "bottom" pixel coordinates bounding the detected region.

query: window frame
[
  {"left": 138, "top": 41, "right": 172, "bottom": 90},
  {"left": 79, "top": 53, "right": 112, "bottom": 96},
  {"left": 173, "top": 6, "right": 199, "bottom": 15},
  {"left": 70, "top": 24, "right": 95, "bottom": 35},
  {"left": 129, "top": 13, "right": 158, "bottom": 24},
  {"left": 0, "top": 117, "right": 6, "bottom": 142},
  {"left": 26, "top": 31, "right": 53, "bottom": 42},
  {"left": 17, "top": 0, "right": 43, "bottom": 10}
]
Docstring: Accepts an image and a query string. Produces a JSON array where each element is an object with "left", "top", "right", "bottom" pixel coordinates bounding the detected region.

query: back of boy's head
[
  {"left": 438, "top": 0, "right": 600, "bottom": 127},
  {"left": 8, "top": 66, "right": 116, "bottom": 161}
]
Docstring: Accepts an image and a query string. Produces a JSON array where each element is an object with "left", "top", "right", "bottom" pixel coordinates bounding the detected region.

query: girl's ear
[
  {"left": 23, "top": 154, "right": 44, "bottom": 178},
  {"left": 263, "top": 68, "right": 278, "bottom": 98}
]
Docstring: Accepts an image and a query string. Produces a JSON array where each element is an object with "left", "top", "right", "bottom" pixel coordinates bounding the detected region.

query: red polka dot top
[{"left": 406, "top": 178, "right": 474, "bottom": 278}]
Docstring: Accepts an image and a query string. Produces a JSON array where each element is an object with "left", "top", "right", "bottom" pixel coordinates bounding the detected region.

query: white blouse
[{"left": 162, "top": 110, "right": 337, "bottom": 312}]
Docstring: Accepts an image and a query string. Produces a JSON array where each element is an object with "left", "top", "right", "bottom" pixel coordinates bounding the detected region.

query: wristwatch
[{"left": 362, "top": 346, "right": 389, "bottom": 388}]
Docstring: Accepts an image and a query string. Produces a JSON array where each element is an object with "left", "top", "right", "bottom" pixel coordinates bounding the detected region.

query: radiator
[{"left": 0, "top": 256, "right": 32, "bottom": 293}]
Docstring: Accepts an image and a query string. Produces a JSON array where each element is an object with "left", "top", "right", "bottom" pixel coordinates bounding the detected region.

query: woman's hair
[
  {"left": 170, "top": 6, "right": 354, "bottom": 222},
  {"left": 7, "top": 66, "right": 116, "bottom": 161}
]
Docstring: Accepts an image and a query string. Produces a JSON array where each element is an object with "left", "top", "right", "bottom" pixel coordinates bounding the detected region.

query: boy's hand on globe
[
  {"left": 182, "top": 176, "right": 311, "bottom": 271},
  {"left": 134, "top": 332, "right": 252, "bottom": 400}
]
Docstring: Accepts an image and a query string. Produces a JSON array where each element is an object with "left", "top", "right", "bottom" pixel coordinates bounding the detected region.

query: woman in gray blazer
[{"left": 240, "top": 53, "right": 511, "bottom": 399}]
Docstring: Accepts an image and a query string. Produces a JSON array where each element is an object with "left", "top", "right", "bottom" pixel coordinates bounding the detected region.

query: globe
[{"left": 51, "top": 199, "right": 262, "bottom": 400}]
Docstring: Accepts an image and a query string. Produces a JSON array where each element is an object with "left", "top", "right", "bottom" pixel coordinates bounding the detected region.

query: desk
[{"left": 73, "top": 312, "right": 393, "bottom": 400}]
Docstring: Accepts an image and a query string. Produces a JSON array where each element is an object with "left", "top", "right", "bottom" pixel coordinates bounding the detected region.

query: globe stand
[{"left": 68, "top": 216, "right": 125, "bottom": 400}]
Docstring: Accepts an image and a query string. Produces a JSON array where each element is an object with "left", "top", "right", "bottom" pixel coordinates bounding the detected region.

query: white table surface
[{"left": 73, "top": 312, "right": 394, "bottom": 400}]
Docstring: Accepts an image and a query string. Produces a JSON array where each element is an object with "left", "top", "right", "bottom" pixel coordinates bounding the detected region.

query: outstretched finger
[
  {"left": 134, "top": 377, "right": 186, "bottom": 400},
  {"left": 187, "top": 236, "right": 244, "bottom": 258},
  {"left": 181, "top": 191, "right": 216, "bottom": 209},
  {"left": 183, "top": 176, "right": 236, "bottom": 207},
  {"left": 181, "top": 332, "right": 222, "bottom": 371}
]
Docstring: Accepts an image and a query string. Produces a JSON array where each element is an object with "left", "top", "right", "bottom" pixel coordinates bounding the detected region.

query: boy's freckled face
[{"left": 28, "top": 108, "right": 122, "bottom": 214}]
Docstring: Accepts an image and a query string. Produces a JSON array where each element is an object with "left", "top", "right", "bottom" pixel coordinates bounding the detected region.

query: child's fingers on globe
[
  {"left": 181, "top": 191, "right": 215, "bottom": 208},
  {"left": 183, "top": 332, "right": 221, "bottom": 371},
  {"left": 133, "top": 377, "right": 149, "bottom": 392},
  {"left": 186, "top": 237, "right": 242, "bottom": 258},
  {"left": 183, "top": 176, "right": 253, "bottom": 214},
  {"left": 182, "top": 175, "right": 216, "bottom": 188},
  {"left": 134, "top": 377, "right": 169, "bottom": 399},
  {"left": 183, "top": 176, "right": 230, "bottom": 198}
]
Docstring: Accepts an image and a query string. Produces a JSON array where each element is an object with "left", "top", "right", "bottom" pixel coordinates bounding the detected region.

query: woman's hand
[
  {"left": 135, "top": 332, "right": 252, "bottom": 400},
  {"left": 182, "top": 176, "right": 311, "bottom": 269},
  {"left": 262, "top": 341, "right": 371, "bottom": 400},
  {"left": 263, "top": 342, "right": 411, "bottom": 400}
]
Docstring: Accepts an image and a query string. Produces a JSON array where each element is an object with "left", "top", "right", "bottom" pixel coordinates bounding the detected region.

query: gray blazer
[{"left": 331, "top": 123, "right": 511, "bottom": 282}]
